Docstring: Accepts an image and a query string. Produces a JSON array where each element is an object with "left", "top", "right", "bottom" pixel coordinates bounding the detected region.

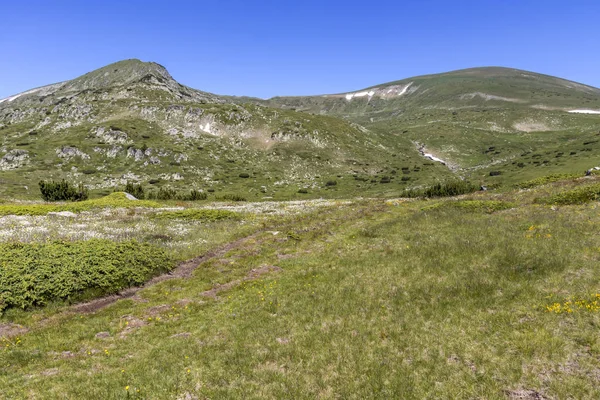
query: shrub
[
  {"left": 124, "top": 181, "right": 145, "bottom": 199},
  {"left": 220, "top": 194, "right": 247, "bottom": 202},
  {"left": 489, "top": 171, "right": 501, "bottom": 176},
  {"left": 298, "top": 188, "right": 308, "bottom": 194},
  {"left": 403, "top": 180, "right": 478, "bottom": 198},
  {"left": 516, "top": 174, "right": 579, "bottom": 189},
  {"left": 535, "top": 184, "right": 600, "bottom": 205},
  {"left": 180, "top": 189, "right": 207, "bottom": 201},
  {"left": 147, "top": 187, "right": 177, "bottom": 200},
  {"left": 239, "top": 173, "right": 250, "bottom": 178},
  {"left": 39, "top": 180, "right": 89, "bottom": 202},
  {"left": 0, "top": 240, "right": 173, "bottom": 311},
  {"left": 326, "top": 180, "right": 337, "bottom": 187}
]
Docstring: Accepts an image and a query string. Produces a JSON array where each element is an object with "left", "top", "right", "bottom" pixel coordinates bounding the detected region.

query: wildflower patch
[{"left": 544, "top": 295, "right": 600, "bottom": 314}]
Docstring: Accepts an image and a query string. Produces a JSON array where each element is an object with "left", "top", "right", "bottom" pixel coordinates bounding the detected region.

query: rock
[
  {"left": 123, "top": 193, "right": 138, "bottom": 200},
  {"left": 0, "top": 149, "right": 29, "bottom": 170},
  {"left": 55, "top": 146, "right": 90, "bottom": 161},
  {"left": 95, "top": 331, "right": 111, "bottom": 339}
]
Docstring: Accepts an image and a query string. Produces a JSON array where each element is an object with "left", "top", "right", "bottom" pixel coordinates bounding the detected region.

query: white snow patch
[
  {"left": 397, "top": 82, "right": 412, "bottom": 96},
  {"left": 423, "top": 153, "right": 446, "bottom": 164},
  {"left": 0, "top": 87, "right": 44, "bottom": 104},
  {"left": 568, "top": 109, "right": 600, "bottom": 114},
  {"left": 345, "top": 90, "right": 374, "bottom": 101}
]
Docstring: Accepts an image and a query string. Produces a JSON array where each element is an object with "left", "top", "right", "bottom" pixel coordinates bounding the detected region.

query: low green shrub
[
  {"left": 0, "top": 240, "right": 173, "bottom": 311},
  {"left": 516, "top": 174, "right": 579, "bottom": 189},
  {"left": 39, "top": 180, "right": 89, "bottom": 202},
  {"left": 220, "top": 194, "right": 247, "bottom": 202},
  {"left": 536, "top": 184, "right": 600, "bottom": 205},
  {"left": 146, "top": 188, "right": 207, "bottom": 201},
  {"left": 124, "top": 181, "right": 145, "bottom": 199},
  {"left": 0, "top": 192, "right": 162, "bottom": 216},
  {"left": 403, "top": 180, "right": 478, "bottom": 198},
  {"left": 153, "top": 208, "right": 240, "bottom": 221}
]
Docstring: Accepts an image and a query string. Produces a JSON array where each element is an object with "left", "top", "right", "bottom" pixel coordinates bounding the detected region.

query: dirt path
[{"left": 72, "top": 231, "right": 263, "bottom": 313}]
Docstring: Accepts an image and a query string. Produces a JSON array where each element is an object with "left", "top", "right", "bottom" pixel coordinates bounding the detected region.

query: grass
[
  {"left": 152, "top": 208, "right": 241, "bottom": 221},
  {"left": 0, "top": 192, "right": 162, "bottom": 216},
  {"left": 2, "top": 180, "right": 600, "bottom": 398}
]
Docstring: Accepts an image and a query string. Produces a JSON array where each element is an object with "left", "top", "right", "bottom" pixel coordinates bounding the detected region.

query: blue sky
[{"left": 1, "top": 0, "right": 599, "bottom": 99}]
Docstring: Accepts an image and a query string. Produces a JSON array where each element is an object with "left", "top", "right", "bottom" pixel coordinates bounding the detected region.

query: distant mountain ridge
[{"left": 1, "top": 59, "right": 600, "bottom": 200}]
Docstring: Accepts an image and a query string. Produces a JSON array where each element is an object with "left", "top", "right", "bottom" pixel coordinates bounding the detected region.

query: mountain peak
[{"left": 58, "top": 59, "right": 174, "bottom": 93}]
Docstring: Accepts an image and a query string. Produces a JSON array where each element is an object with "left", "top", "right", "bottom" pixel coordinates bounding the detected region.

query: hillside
[
  {"left": 264, "top": 67, "right": 600, "bottom": 186},
  {"left": 1, "top": 60, "right": 452, "bottom": 200},
  {"left": 2, "top": 62, "right": 600, "bottom": 200}
]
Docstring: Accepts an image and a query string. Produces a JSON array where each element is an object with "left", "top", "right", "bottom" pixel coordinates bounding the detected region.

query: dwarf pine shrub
[
  {"left": 39, "top": 180, "right": 89, "bottom": 202},
  {"left": 0, "top": 240, "right": 173, "bottom": 311}
]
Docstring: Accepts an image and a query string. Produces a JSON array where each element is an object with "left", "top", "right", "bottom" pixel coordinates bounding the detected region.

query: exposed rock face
[
  {"left": 56, "top": 146, "right": 90, "bottom": 161},
  {"left": 0, "top": 149, "right": 29, "bottom": 170},
  {"left": 92, "top": 126, "right": 128, "bottom": 144}
]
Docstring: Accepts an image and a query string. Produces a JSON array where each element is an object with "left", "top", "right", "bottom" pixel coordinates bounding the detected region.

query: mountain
[
  {"left": 263, "top": 67, "right": 600, "bottom": 184},
  {"left": 1, "top": 61, "right": 599, "bottom": 199},
  {"left": 1, "top": 59, "right": 438, "bottom": 199}
]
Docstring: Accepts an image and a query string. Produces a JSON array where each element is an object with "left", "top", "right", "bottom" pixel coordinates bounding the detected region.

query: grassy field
[{"left": 2, "top": 177, "right": 600, "bottom": 398}]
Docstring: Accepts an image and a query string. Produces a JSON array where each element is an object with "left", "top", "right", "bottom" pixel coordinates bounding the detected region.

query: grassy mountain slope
[
  {"left": 2, "top": 62, "right": 600, "bottom": 199},
  {"left": 264, "top": 67, "right": 600, "bottom": 187},
  {"left": 1, "top": 60, "right": 453, "bottom": 199}
]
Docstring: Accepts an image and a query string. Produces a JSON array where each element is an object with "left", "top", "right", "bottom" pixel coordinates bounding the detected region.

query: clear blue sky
[{"left": 1, "top": 0, "right": 599, "bottom": 99}]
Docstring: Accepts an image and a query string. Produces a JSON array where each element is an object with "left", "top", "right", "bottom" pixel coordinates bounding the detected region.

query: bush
[
  {"left": 146, "top": 188, "right": 207, "bottom": 201},
  {"left": 0, "top": 240, "right": 173, "bottom": 311},
  {"left": 536, "top": 184, "right": 600, "bottom": 205},
  {"left": 147, "top": 187, "right": 177, "bottom": 200},
  {"left": 124, "top": 181, "right": 145, "bottom": 199},
  {"left": 39, "top": 180, "right": 89, "bottom": 202},
  {"left": 326, "top": 180, "right": 337, "bottom": 187},
  {"left": 403, "top": 180, "right": 478, "bottom": 198},
  {"left": 239, "top": 173, "right": 250, "bottom": 178},
  {"left": 181, "top": 189, "right": 207, "bottom": 201},
  {"left": 220, "top": 194, "right": 247, "bottom": 202},
  {"left": 298, "top": 188, "right": 309, "bottom": 194},
  {"left": 516, "top": 174, "right": 579, "bottom": 189}
]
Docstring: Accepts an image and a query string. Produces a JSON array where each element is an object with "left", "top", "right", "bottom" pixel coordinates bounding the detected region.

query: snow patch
[
  {"left": 423, "top": 153, "right": 446, "bottom": 165},
  {"left": 345, "top": 90, "right": 375, "bottom": 101},
  {"left": 0, "top": 87, "right": 45, "bottom": 104}
]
